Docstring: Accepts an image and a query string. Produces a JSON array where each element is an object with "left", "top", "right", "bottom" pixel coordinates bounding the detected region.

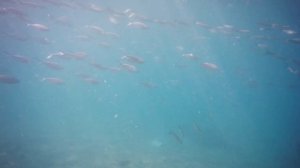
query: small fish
[
  {"left": 176, "top": 46, "right": 184, "bottom": 51},
  {"left": 0, "top": 74, "right": 19, "bottom": 84},
  {"left": 123, "top": 8, "right": 136, "bottom": 18},
  {"left": 85, "top": 25, "right": 104, "bottom": 34},
  {"left": 182, "top": 53, "right": 198, "bottom": 60},
  {"left": 43, "top": 61, "right": 64, "bottom": 70},
  {"left": 41, "top": 77, "right": 64, "bottom": 85},
  {"left": 75, "top": 35, "right": 90, "bottom": 41},
  {"left": 193, "top": 122, "right": 202, "bottom": 133},
  {"left": 169, "top": 131, "right": 183, "bottom": 144},
  {"left": 103, "top": 31, "right": 119, "bottom": 38},
  {"left": 195, "top": 21, "right": 210, "bottom": 29},
  {"left": 121, "top": 55, "right": 144, "bottom": 64},
  {"left": 108, "top": 66, "right": 122, "bottom": 72},
  {"left": 282, "top": 29, "right": 297, "bottom": 35},
  {"left": 66, "top": 52, "right": 87, "bottom": 60},
  {"left": 202, "top": 62, "right": 218, "bottom": 70},
  {"left": 141, "top": 81, "right": 156, "bottom": 88},
  {"left": 3, "top": 51, "right": 30, "bottom": 63},
  {"left": 108, "top": 16, "right": 118, "bottom": 24},
  {"left": 288, "top": 67, "right": 298, "bottom": 74},
  {"left": 27, "top": 23, "right": 49, "bottom": 31},
  {"left": 36, "top": 37, "right": 53, "bottom": 45},
  {"left": 88, "top": 3, "right": 104, "bottom": 13},
  {"left": 121, "top": 63, "right": 137, "bottom": 72},
  {"left": 99, "top": 41, "right": 111, "bottom": 48},
  {"left": 123, "top": 8, "right": 133, "bottom": 15},
  {"left": 90, "top": 62, "right": 107, "bottom": 70},
  {"left": 10, "top": 54, "right": 30, "bottom": 63},
  {"left": 82, "top": 77, "right": 100, "bottom": 85},
  {"left": 288, "top": 38, "right": 300, "bottom": 44},
  {"left": 257, "top": 43, "right": 268, "bottom": 49},
  {"left": 19, "top": 1, "right": 44, "bottom": 9},
  {"left": 239, "top": 29, "right": 250, "bottom": 33},
  {"left": 0, "top": 7, "right": 28, "bottom": 21},
  {"left": 223, "top": 24, "right": 234, "bottom": 29},
  {"left": 127, "top": 22, "right": 148, "bottom": 29},
  {"left": 55, "top": 16, "right": 72, "bottom": 27},
  {"left": 47, "top": 51, "right": 66, "bottom": 59}
]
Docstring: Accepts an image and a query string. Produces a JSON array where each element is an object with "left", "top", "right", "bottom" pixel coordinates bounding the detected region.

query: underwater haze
[{"left": 1, "top": 0, "right": 300, "bottom": 167}]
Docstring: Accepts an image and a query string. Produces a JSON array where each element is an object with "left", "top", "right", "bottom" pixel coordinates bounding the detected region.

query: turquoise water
[{"left": 1, "top": 0, "right": 300, "bottom": 167}]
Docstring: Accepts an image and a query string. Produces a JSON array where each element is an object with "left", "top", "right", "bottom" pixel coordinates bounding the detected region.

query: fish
[
  {"left": 99, "top": 42, "right": 111, "bottom": 48},
  {"left": 127, "top": 22, "right": 148, "bottom": 29},
  {"left": 288, "top": 38, "right": 300, "bottom": 44},
  {"left": 108, "top": 16, "right": 118, "bottom": 24},
  {"left": 121, "top": 63, "right": 137, "bottom": 72},
  {"left": 176, "top": 46, "right": 184, "bottom": 51},
  {"left": 36, "top": 37, "right": 53, "bottom": 45},
  {"left": 10, "top": 54, "right": 30, "bottom": 63},
  {"left": 5, "top": 33, "right": 28, "bottom": 42},
  {"left": 85, "top": 25, "right": 104, "bottom": 34},
  {"left": 239, "top": 29, "right": 250, "bottom": 33},
  {"left": 55, "top": 16, "right": 72, "bottom": 27},
  {"left": 0, "top": 74, "right": 20, "bottom": 84},
  {"left": 19, "top": 0, "right": 45, "bottom": 9},
  {"left": 282, "top": 29, "right": 297, "bottom": 35},
  {"left": 121, "top": 55, "right": 144, "bottom": 64},
  {"left": 169, "top": 131, "right": 183, "bottom": 144},
  {"left": 202, "top": 62, "right": 219, "bottom": 70},
  {"left": 76, "top": 73, "right": 100, "bottom": 84},
  {"left": 287, "top": 67, "right": 298, "bottom": 75},
  {"left": 75, "top": 35, "right": 90, "bottom": 41},
  {"left": 123, "top": 8, "right": 136, "bottom": 18},
  {"left": 182, "top": 53, "right": 198, "bottom": 60},
  {"left": 82, "top": 77, "right": 100, "bottom": 85},
  {"left": 193, "top": 122, "right": 202, "bottom": 133},
  {"left": 195, "top": 21, "right": 211, "bottom": 29},
  {"left": 90, "top": 62, "right": 107, "bottom": 70},
  {"left": 0, "top": 7, "right": 29, "bottom": 21},
  {"left": 66, "top": 52, "right": 87, "bottom": 60},
  {"left": 103, "top": 32, "right": 119, "bottom": 38},
  {"left": 43, "top": 61, "right": 64, "bottom": 70},
  {"left": 141, "top": 81, "right": 156, "bottom": 88},
  {"left": 108, "top": 66, "right": 122, "bottom": 72},
  {"left": 46, "top": 51, "right": 67, "bottom": 59},
  {"left": 3, "top": 51, "right": 30, "bottom": 63},
  {"left": 41, "top": 77, "right": 64, "bottom": 85},
  {"left": 88, "top": 3, "right": 104, "bottom": 13},
  {"left": 27, "top": 23, "right": 49, "bottom": 31},
  {"left": 257, "top": 43, "right": 268, "bottom": 49}
]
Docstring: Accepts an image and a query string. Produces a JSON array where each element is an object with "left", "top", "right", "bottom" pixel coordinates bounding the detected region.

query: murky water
[{"left": 1, "top": 0, "right": 300, "bottom": 167}]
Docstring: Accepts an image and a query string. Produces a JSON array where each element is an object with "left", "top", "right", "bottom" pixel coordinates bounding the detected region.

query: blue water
[{"left": 1, "top": 0, "right": 300, "bottom": 167}]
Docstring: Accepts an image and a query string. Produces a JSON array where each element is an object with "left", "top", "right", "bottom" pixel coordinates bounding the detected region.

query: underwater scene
[{"left": 1, "top": 0, "right": 300, "bottom": 167}]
